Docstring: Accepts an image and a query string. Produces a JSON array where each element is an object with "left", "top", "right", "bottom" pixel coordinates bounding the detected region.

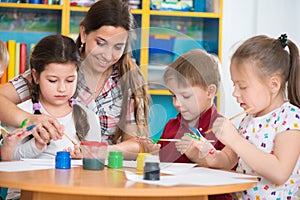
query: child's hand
[
  {"left": 175, "top": 135, "right": 198, "bottom": 160},
  {"left": 136, "top": 136, "right": 161, "bottom": 155},
  {"left": 175, "top": 135, "right": 216, "bottom": 159},
  {"left": 212, "top": 117, "right": 240, "bottom": 146},
  {"left": 66, "top": 144, "right": 82, "bottom": 159},
  {"left": 1, "top": 128, "right": 32, "bottom": 161}
]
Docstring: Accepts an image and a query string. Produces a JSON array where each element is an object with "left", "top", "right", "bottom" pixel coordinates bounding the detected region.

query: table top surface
[{"left": 0, "top": 166, "right": 257, "bottom": 197}]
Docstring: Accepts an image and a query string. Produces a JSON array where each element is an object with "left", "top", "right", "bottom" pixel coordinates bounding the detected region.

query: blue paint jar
[{"left": 55, "top": 151, "right": 71, "bottom": 169}]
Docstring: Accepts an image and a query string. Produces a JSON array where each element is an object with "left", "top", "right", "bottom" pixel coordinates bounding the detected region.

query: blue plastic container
[{"left": 55, "top": 151, "right": 71, "bottom": 169}]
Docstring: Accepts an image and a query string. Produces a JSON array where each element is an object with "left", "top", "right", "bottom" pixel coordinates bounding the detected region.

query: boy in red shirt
[
  {"left": 158, "top": 49, "right": 224, "bottom": 165},
  {"left": 138, "top": 49, "right": 230, "bottom": 200}
]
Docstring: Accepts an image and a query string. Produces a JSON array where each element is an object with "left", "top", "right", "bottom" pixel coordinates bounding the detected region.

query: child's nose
[
  {"left": 58, "top": 83, "right": 66, "bottom": 92},
  {"left": 173, "top": 98, "right": 182, "bottom": 108},
  {"left": 232, "top": 87, "right": 240, "bottom": 98}
]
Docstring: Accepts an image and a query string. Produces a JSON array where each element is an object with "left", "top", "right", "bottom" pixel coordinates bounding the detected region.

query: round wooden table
[{"left": 0, "top": 166, "right": 257, "bottom": 200}]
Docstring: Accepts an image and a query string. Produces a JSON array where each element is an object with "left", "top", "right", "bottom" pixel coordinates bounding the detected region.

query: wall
[{"left": 221, "top": 0, "right": 300, "bottom": 125}]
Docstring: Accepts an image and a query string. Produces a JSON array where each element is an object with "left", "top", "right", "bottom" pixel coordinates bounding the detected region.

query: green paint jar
[{"left": 108, "top": 151, "right": 123, "bottom": 169}]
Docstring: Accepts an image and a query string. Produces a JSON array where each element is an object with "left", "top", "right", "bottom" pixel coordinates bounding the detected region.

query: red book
[{"left": 19, "top": 43, "right": 27, "bottom": 74}]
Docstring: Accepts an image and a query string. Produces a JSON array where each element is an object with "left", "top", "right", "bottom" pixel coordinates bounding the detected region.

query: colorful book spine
[
  {"left": 15, "top": 42, "right": 20, "bottom": 77},
  {"left": 19, "top": 43, "right": 27, "bottom": 74},
  {"left": 7, "top": 40, "right": 16, "bottom": 80}
]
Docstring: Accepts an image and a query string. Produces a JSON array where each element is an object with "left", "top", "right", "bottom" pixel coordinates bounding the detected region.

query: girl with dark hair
[{"left": 7, "top": 35, "right": 101, "bottom": 159}]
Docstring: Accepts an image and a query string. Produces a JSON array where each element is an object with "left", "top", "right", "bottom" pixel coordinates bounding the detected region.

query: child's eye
[
  {"left": 48, "top": 79, "right": 57, "bottom": 83},
  {"left": 183, "top": 95, "right": 191, "bottom": 99}
]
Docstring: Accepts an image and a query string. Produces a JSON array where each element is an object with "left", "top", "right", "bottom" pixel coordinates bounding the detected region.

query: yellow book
[
  {"left": 7, "top": 40, "right": 16, "bottom": 80},
  {"left": 15, "top": 42, "right": 20, "bottom": 77}
]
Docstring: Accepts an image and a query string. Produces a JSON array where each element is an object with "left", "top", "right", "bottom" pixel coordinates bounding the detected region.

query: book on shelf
[
  {"left": 0, "top": 40, "right": 28, "bottom": 84},
  {"left": 14, "top": 42, "right": 20, "bottom": 78},
  {"left": 7, "top": 40, "right": 16, "bottom": 81},
  {"left": 19, "top": 43, "right": 27, "bottom": 74}
]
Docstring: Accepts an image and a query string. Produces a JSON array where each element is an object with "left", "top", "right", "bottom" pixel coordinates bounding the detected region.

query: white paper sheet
[
  {"left": 124, "top": 167, "right": 258, "bottom": 187},
  {"left": 122, "top": 160, "right": 197, "bottom": 174},
  {"left": 0, "top": 159, "right": 82, "bottom": 172}
]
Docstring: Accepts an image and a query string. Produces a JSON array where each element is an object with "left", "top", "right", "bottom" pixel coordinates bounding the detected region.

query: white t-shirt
[{"left": 9, "top": 100, "right": 102, "bottom": 159}]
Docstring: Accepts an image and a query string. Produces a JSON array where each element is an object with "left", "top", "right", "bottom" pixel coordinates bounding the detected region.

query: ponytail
[
  {"left": 286, "top": 39, "right": 300, "bottom": 107},
  {"left": 72, "top": 103, "right": 90, "bottom": 141}
]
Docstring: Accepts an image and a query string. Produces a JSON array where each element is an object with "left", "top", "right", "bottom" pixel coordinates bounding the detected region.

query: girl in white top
[{"left": 8, "top": 35, "right": 101, "bottom": 159}]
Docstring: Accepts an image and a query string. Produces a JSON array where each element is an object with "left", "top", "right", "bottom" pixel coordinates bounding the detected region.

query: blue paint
[
  {"left": 189, "top": 126, "right": 202, "bottom": 137},
  {"left": 26, "top": 125, "right": 35, "bottom": 131}
]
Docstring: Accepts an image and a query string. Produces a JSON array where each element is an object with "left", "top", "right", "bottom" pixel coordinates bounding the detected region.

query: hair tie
[
  {"left": 69, "top": 98, "right": 76, "bottom": 107},
  {"left": 33, "top": 102, "right": 41, "bottom": 111},
  {"left": 278, "top": 33, "right": 288, "bottom": 48}
]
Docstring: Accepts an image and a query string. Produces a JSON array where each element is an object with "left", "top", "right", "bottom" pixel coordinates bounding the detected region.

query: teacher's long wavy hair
[{"left": 76, "top": 0, "right": 150, "bottom": 143}]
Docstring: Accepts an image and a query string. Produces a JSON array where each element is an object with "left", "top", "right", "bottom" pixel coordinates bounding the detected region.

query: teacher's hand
[{"left": 26, "top": 114, "right": 64, "bottom": 145}]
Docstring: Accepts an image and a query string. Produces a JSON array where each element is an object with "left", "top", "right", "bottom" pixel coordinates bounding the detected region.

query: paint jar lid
[{"left": 144, "top": 155, "right": 160, "bottom": 163}]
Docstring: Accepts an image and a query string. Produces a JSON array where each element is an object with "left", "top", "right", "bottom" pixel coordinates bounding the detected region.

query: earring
[{"left": 80, "top": 43, "right": 84, "bottom": 48}]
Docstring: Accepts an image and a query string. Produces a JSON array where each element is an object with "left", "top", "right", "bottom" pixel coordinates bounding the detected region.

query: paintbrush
[
  {"left": 204, "top": 108, "right": 253, "bottom": 134},
  {"left": 64, "top": 132, "right": 77, "bottom": 145},
  {"left": 0, "top": 125, "right": 9, "bottom": 135},
  {"left": 151, "top": 138, "right": 215, "bottom": 143}
]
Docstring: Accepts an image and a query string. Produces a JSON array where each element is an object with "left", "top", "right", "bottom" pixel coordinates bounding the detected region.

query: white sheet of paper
[
  {"left": 124, "top": 167, "right": 257, "bottom": 187},
  {"left": 122, "top": 160, "right": 197, "bottom": 175},
  {"left": 0, "top": 159, "right": 83, "bottom": 172}
]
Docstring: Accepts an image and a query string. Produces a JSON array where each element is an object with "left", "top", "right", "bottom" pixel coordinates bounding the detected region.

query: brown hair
[
  {"left": 29, "top": 35, "right": 90, "bottom": 141},
  {"left": 231, "top": 34, "right": 300, "bottom": 107},
  {"left": 164, "top": 49, "right": 221, "bottom": 91},
  {"left": 76, "top": 0, "right": 150, "bottom": 142}
]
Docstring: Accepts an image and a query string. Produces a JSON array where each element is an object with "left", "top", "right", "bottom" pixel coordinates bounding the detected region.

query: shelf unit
[
  {"left": 0, "top": 0, "right": 223, "bottom": 136},
  {"left": 0, "top": 0, "right": 222, "bottom": 92}
]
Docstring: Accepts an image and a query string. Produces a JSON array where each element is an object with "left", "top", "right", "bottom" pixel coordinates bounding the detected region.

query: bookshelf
[{"left": 0, "top": 0, "right": 223, "bottom": 137}]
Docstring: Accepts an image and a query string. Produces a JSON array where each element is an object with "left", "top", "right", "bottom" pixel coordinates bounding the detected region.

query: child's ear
[
  {"left": 207, "top": 84, "right": 217, "bottom": 98},
  {"left": 269, "top": 76, "right": 281, "bottom": 94},
  {"left": 32, "top": 69, "right": 38, "bottom": 84}
]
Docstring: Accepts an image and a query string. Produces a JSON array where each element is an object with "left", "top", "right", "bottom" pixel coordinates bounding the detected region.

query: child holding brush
[
  {"left": 0, "top": 40, "right": 33, "bottom": 161},
  {"left": 139, "top": 49, "right": 231, "bottom": 200},
  {"left": 6, "top": 35, "right": 101, "bottom": 160},
  {"left": 199, "top": 34, "right": 300, "bottom": 199},
  {"left": 139, "top": 49, "right": 225, "bottom": 164}
]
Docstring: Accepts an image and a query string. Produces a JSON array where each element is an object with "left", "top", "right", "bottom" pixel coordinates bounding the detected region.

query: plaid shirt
[{"left": 10, "top": 65, "right": 135, "bottom": 144}]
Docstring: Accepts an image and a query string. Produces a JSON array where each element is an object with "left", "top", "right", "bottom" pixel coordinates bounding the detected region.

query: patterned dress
[{"left": 235, "top": 102, "right": 300, "bottom": 200}]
